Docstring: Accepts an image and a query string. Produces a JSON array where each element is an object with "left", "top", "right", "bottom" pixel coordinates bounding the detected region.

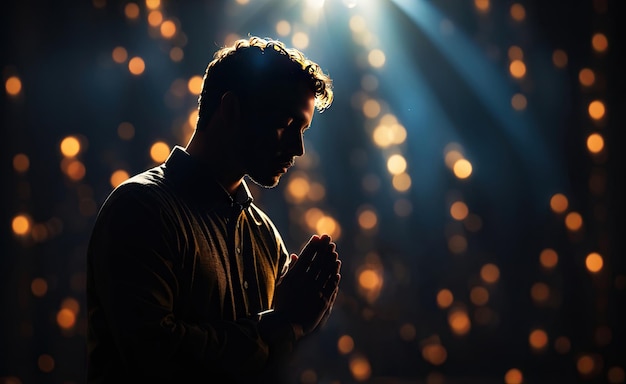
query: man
[{"left": 86, "top": 36, "right": 341, "bottom": 383}]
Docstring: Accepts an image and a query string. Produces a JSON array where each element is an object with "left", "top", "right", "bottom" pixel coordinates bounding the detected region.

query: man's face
[{"left": 241, "top": 84, "right": 316, "bottom": 188}]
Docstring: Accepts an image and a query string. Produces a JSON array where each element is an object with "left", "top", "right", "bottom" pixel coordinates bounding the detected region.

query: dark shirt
[{"left": 87, "top": 146, "right": 297, "bottom": 383}]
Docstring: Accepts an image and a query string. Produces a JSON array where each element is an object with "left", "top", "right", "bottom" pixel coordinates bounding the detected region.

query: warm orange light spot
[
  {"left": 31, "top": 278, "right": 48, "bottom": 297},
  {"left": 565, "top": 211, "right": 583, "bottom": 231},
  {"left": 453, "top": 159, "right": 472, "bottom": 179},
  {"left": 552, "top": 49, "right": 568, "bottom": 68},
  {"left": 444, "top": 146, "right": 464, "bottom": 169},
  {"left": 550, "top": 193, "right": 568, "bottom": 213},
  {"left": 12, "top": 214, "right": 31, "bottom": 235},
  {"left": 117, "top": 122, "right": 135, "bottom": 140},
  {"left": 529, "top": 329, "right": 548, "bottom": 350},
  {"left": 448, "top": 308, "right": 471, "bottom": 335},
  {"left": 5, "top": 76, "right": 22, "bottom": 96},
  {"left": 146, "top": 0, "right": 160, "bottom": 9},
  {"left": 170, "top": 47, "right": 184, "bottom": 62},
  {"left": 474, "top": 0, "right": 489, "bottom": 12},
  {"left": 447, "top": 234, "right": 467, "bottom": 254},
  {"left": 316, "top": 216, "right": 340, "bottom": 240},
  {"left": 368, "top": 49, "right": 386, "bottom": 68},
  {"left": 531, "top": 282, "right": 550, "bottom": 303},
  {"left": 66, "top": 160, "right": 86, "bottom": 181},
  {"left": 592, "top": 33, "right": 608, "bottom": 52},
  {"left": 437, "top": 289, "right": 453, "bottom": 309},
  {"left": 586, "top": 252, "right": 603, "bottom": 273},
  {"left": 554, "top": 336, "right": 571, "bottom": 354},
  {"left": 13, "top": 153, "right": 30, "bottom": 172},
  {"left": 358, "top": 269, "right": 380, "bottom": 290},
  {"left": 539, "top": 248, "right": 558, "bottom": 269},
  {"left": 57, "top": 308, "right": 76, "bottom": 329},
  {"left": 160, "top": 20, "right": 176, "bottom": 38},
  {"left": 112, "top": 46, "right": 128, "bottom": 63},
  {"left": 128, "top": 57, "right": 146, "bottom": 75},
  {"left": 38, "top": 354, "right": 55, "bottom": 373},
  {"left": 305, "top": 208, "right": 324, "bottom": 229},
  {"left": 292, "top": 32, "right": 309, "bottom": 50},
  {"left": 504, "top": 368, "right": 523, "bottom": 384},
  {"left": 509, "top": 60, "right": 526, "bottom": 78},
  {"left": 450, "top": 201, "right": 469, "bottom": 220},
  {"left": 276, "top": 20, "right": 291, "bottom": 36},
  {"left": 511, "top": 93, "right": 527, "bottom": 110},
  {"left": 124, "top": 2, "right": 140, "bottom": 19},
  {"left": 579, "top": 68, "right": 595, "bottom": 86},
  {"left": 422, "top": 344, "right": 447, "bottom": 365},
  {"left": 187, "top": 75, "right": 203, "bottom": 95},
  {"left": 588, "top": 100, "right": 606, "bottom": 120},
  {"left": 508, "top": 45, "right": 523, "bottom": 60},
  {"left": 481, "top": 263, "right": 500, "bottom": 283},
  {"left": 387, "top": 154, "right": 407, "bottom": 175},
  {"left": 286, "top": 177, "right": 310, "bottom": 201},
  {"left": 349, "top": 355, "right": 372, "bottom": 381},
  {"left": 587, "top": 133, "right": 604, "bottom": 153},
  {"left": 110, "top": 170, "right": 130, "bottom": 188},
  {"left": 363, "top": 99, "right": 381, "bottom": 119},
  {"left": 470, "top": 286, "right": 489, "bottom": 306},
  {"left": 358, "top": 209, "right": 378, "bottom": 230},
  {"left": 337, "top": 335, "right": 354, "bottom": 354},
  {"left": 510, "top": 3, "right": 525, "bottom": 21},
  {"left": 60, "top": 136, "right": 81, "bottom": 157},
  {"left": 577, "top": 355, "right": 595, "bottom": 375},
  {"left": 150, "top": 141, "right": 170, "bottom": 163},
  {"left": 392, "top": 173, "right": 412, "bottom": 192},
  {"left": 147, "top": 10, "right": 163, "bottom": 26}
]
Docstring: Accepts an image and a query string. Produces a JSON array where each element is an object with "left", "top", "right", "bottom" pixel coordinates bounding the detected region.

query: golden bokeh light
[
  {"left": 508, "top": 45, "right": 523, "bottom": 60},
  {"left": 357, "top": 209, "right": 378, "bottom": 230},
  {"left": 474, "top": 0, "right": 489, "bottom": 12},
  {"left": 150, "top": 141, "right": 170, "bottom": 163},
  {"left": 38, "top": 354, "right": 55, "bottom": 373},
  {"left": 445, "top": 149, "right": 463, "bottom": 169},
  {"left": 124, "top": 2, "right": 140, "bottom": 19},
  {"left": 187, "top": 75, "right": 203, "bottom": 95},
  {"left": 387, "top": 154, "right": 407, "bottom": 175},
  {"left": 552, "top": 49, "right": 568, "bottom": 68},
  {"left": 316, "top": 215, "right": 341, "bottom": 240},
  {"left": 112, "top": 46, "right": 128, "bottom": 63},
  {"left": 358, "top": 269, "right": 381, "bottom": 290},
  {"left": 450, "top": 201, "right": 469, "bottom": 220},
  {"left": 539, "top": 248, "right": 558, "bottom": 269},
  {"left": 577, "top": 354, "right": 595, "bottom": 375},
  {"left": 129, "top": 57, "right": 146, "bottom": 75},
  {"left": 422, "top": 344, "right": 447, "bottom": 365},
  {"left": 531, "top": 282, "right": 550, "bottom": 303},
  {"left": 529, "top": 329, "right": 548, "bottom": 350},
  {"left": 110, "top": 170, "right": 130, "bottom": 188},
  {"left": 31, "top": 278, "right": 48, "bottom": 297},
  {"left": 504, "top": 368, "right": 523, "bottom": 384},
  {"left": 160, "top": 20, "right": 176, "bottom": 39},
  {"left": 510, "top": 3, "right": 526, "bottom": 21},
  {"left": 565, "top": 211, "right": 583, "bottom": 231},
  {"left": 276, "top": 20, "right": 291, "bottom": 36},
  {"left": 368, "top": 49, "right": 386, "bottom": 68},
  {"left": 448, "top": 308, "right": 471, "bottom": 335},
  {"left": 12, "top": 214, "right": 31, "bottom": 236},
  {"left": 146, "top": 0, "right": 160, "bottom": 9},
  {"left": 349, "top": 15, "right": 366, "bottom": 33},
  {"left": 170, "top": 46, "right": 184, "bottom": 62},
  {"left": 480, "top": 263, "right": 500, "bottom": 284},
  {"left": 5, "top": 75, "right": 22, "bottom": 96},
  {"left": 588, "top": 100, "right": 606, "bottom": 120},
  {"left": 586, "top": 134, "right": 604, "bottom": 157},
  {"left": 65, "top": 159, "right": 86, "bottom": 181},
  {"left": 511, "top": 93, "right": 527, "bottom": 110},
  {"left": 57, "top": 308, "right": 76, "bottom": 329},
  {"left": 60, "top": 136, "right": 81, "bottom": 157},
  {"left": 447, "top": 234, "right": 467, "bottom": 254},
  {"left": 363, "top": 99, "right": 381, "bottom": 118},
  {"left": 349, "top": 355, "right": 372, "bottom": 382},
  {"left": 550, "top": 193, "right": 568, "bottom": 213},
  {"left": 509, "top": 59, "right": 526, "bottom": 78},
  {"left": 13, "top": 153, "right": 30, "bottom": 173},
  {"left": 453, "top": 159, "right": 472, "bottom": 179},
  {"left": 579, "top": 68, "right": 595, "bottom": 86},
  {"left": 304, "top": 208, "right": 324, "bottom": 229},
  {"left": 287, "top": 177, "right": 310, "bottom": 202},
  {"left": 148, "top": 10, "right": 163, "bottom": 27},
  {"left": 592, "top": 33, "right": 608, "bottom": 52},
  {"left": 585, "top": 252, "right": 603, "bottom": 273},
  {"left": 393, "top": 172, "right": 411, "bottom": 192},
  {"left": 470, "top": 286, "right": 489, "bottom": 306},
  {"left": 436, "top": 289, "right": 453, "bottom": 309},
  {"left": 337, "top": 334, "right": 354, "bottom": 354},
  {"left": 292, "top": 32, "right": 309, "bottom": 50}
]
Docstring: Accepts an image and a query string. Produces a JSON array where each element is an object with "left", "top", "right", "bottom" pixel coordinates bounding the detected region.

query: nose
[{"left": 286, "top": 131, "right": 305, "bottom": 157}]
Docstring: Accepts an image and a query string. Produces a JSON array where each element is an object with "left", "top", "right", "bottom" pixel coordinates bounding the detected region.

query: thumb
[{"left": 288, "top": 254, "right": 298, "bottom": 270}]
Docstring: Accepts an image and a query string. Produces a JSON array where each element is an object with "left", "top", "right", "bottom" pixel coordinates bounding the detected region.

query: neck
[{"left": 184, "top": 129, "right": 244, "bottom": 195}]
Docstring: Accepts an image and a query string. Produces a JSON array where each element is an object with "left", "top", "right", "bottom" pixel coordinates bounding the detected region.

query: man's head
[{"left": 194, "top": 36, "right": 333, "bottom": 188}]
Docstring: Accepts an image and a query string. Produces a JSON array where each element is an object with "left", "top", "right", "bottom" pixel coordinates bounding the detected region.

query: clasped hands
[{"left": 273, "top": 234, "right": 341, "bottom": 336}]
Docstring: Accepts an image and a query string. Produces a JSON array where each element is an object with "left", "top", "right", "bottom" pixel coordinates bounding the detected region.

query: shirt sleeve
[{"left": 87, "top": 182, "right": 297, "bottom": 382}]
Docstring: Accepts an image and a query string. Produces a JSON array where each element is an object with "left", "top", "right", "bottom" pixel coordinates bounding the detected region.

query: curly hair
[{"left": 196, "top": 36, "right": 333, "bottom": 130}]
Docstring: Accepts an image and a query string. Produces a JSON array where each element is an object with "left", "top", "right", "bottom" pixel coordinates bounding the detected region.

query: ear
[{"left": 219, "top": 91, "right": 241, "bottom": 129}]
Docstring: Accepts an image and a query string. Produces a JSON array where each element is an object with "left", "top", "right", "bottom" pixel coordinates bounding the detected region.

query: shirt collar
[{"left": 163, "top": 145, "right": 254, "bottom": 209}]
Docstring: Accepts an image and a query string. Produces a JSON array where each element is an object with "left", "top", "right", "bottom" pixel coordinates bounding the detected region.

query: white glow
[{"left": 306, "top": 0, "right": 325, "bottom": 9}]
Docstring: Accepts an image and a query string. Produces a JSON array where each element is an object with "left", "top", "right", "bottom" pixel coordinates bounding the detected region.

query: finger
[
  {"left": 316, "top": 255, "right": 340, "bottom": 287},
  {"left": 321, "top": 273, "right": 341, "bottom": 298},
  {"left": 287, "top": 254, "right": 298, "bottom": 271},
  {"left": 307, "top": 241, "right": 335, "bottom": 278},
  {"left": 290, "top": 235, "right": 321, "bottom": 275}
]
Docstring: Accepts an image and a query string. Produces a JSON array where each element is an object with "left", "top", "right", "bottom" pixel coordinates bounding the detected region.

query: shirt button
[{"left": 243, "top": 281, "right": 249, "bottom": 289}]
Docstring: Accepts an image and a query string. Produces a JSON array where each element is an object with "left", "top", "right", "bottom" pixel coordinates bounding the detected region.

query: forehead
[{"left": 260, "top": 81, "right": 315, "bottom": 115}]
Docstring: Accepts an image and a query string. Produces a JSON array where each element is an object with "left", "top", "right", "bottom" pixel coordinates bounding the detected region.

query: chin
[{"left": 248, "top": 173, "right": 282, "bottom": 189}]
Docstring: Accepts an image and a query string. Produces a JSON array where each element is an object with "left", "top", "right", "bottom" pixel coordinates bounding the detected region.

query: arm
[{"left": 87, "top": 184, "right": 297, "bottom": 381}]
